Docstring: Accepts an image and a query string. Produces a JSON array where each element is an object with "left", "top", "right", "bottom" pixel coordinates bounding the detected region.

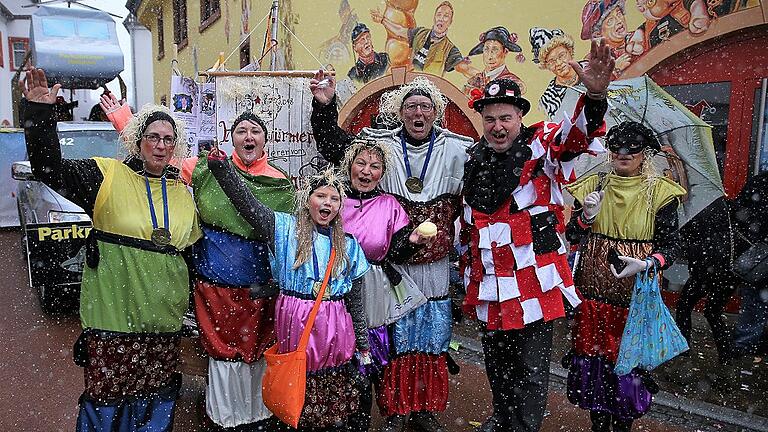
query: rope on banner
[
  {"left": 277, "top": 16, "right": 326, "bottom": 70},
  {"left": 221, "top": 10, "right": 272, "bottom": 68}
]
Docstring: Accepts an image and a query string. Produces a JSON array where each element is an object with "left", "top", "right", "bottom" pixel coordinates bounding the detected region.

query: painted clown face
[
  {"left": 483, "top": 40, "right": 508, "bottom": 71},
  {"left": 601, "top": 7, "right": 628, "bottom": 46}
]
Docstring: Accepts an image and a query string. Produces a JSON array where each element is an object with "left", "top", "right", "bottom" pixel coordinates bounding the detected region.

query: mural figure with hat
[
  {"left": 461, "top": 38, "right": 614, "bottom": 432},
  {"left": 581, "top": 0, "right": 633, "bottom": 78},
  {"left": 564, "top": 120, "right": 686, "bottom": 432},
  {"left": 530, "top": 27, "right": 587, "bottom": 121},
  {"left": 625, "top": 0, "right": 712, "bottom": 57},
  {"left": 309, "top": 70, "right": 474, "bottom": 432},
  {"left": 372, "top": 1, "right": 480, "bottom": 78},
  {"left": 464, "top": 26, "right": 527, "bottom": 98},
  {"left": 347, "top": 23, "right": 391, "bottom": 85},
  {"left": 369, "top": 0, "right": 419, "bottom": 68},
  {"left": 318, "top": 0, "right": 359, "bottom": 67}
]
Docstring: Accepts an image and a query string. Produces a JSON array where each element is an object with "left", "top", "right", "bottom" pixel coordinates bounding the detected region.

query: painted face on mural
[
  {"left": 544, "top": 45, "right": 575, "bottom": 78},
  {"left": 432, "top": 5, "right": 454, "bottom": 35},
  {"left": 482, "top": 40, "right": 508, "bottom": 71},
  {"left": 636, "top": 0, "right": 674, "bottom": 20},
  {"left": 601, "top": 7, "right": 628, "bottom": 45},
  {"left": 353, "top": 31, "right": 374, "bottom": 59},
  {"left": 400, "top": 95, "right": 437, "bottom": 140},
  {"left": 232, "top": 119, "right": 266, "bottom": 165}
]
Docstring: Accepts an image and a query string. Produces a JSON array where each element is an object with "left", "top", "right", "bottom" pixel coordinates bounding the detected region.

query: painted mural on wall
[{"left": 282, "top": 0, "right": 760, "bottom": 122}]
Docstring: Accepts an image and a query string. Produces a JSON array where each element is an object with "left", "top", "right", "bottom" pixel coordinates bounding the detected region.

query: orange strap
[{"left": 297, "top": 248, "right": 335, "bottom": 350}]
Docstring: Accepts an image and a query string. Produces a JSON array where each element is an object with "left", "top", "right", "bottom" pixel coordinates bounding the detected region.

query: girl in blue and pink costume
[{"left": 207, "top": 150, "right": 371, "bottom": 430}]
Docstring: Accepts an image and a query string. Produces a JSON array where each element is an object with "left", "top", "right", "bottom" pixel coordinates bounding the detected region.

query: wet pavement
[{"left": 0, "top": 228, "right": 764, "bottom": 431}]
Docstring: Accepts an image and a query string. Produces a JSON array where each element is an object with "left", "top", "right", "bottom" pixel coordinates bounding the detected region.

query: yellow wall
[{"left": 137, "top": 0, "right": 763, "bottom": 123}]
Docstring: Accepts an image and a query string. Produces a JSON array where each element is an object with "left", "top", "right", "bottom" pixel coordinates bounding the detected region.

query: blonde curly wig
[
  {"left": 340, "top": 138, "right": 394, "bottom": 180},
  {"left": 119, "top": 104, "right": 189, "bottom": 163},
  {"left": 293, "top": 166, "right": 349, "bottom": 277},
  {"left": 377, "top": 76, "right": 448, "bottom": 128},
  {"left": 538, "top": 34, "right": 575, "bottom": 70}
]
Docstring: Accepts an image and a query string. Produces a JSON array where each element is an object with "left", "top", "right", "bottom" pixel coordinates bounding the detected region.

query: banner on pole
[{"left": 215, "top": 76, "right": 324, "bottom": 181}]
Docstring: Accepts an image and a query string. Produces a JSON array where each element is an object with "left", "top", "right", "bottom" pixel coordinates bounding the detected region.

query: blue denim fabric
[
  {"left": 76, "top": 392, "right": 177, "bottom": 432},
  {"left": 193, "top": 225, "right": 272, "bottom": 287},
  {"left": 393, "top": 298, "right": 452, "bottom": 355}
]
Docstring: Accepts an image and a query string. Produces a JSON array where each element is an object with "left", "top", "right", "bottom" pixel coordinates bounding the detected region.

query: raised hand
[
  {"left": 570, "top": 38, "right": 615, "bottom": 96},
  {"left": 20, "top": 67, "right": 61, "bottom": 105},
  {"left": 99, "top": 92, "right": 122, "bottom": 115},
  {"left": 309, "top": 69, "right": 336, "bottom": 106}
]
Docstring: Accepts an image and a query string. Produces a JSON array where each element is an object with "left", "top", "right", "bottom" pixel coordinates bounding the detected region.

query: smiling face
[
  {"left": 543, "top": 44, "right": 575, "bottom": 79},
  {"left": 232, "top": 120, "right": 266, "bottom": 165},
  {"left": 433, "top": 4, "right": 453, "bottom": 34},
  {"left": 483, "top": 40, "right": 508, "bottom": 71},
  {"left": 350, "top": 149, "right": 384, "bottom": 193},
  {"left": 601, "top": 7, "right": 628, "bottom": 46},
  {"left": 612, "top": 151, "right": 644, "bottom": 176},
  {"left": 482, "top": 103, "right": 523, "bottom": 153},
  {"left": 400, "top": 95, "right": 437, "bottom": 140},
  {"left": 139, "top": 120, "right": 175, "bottom": 176},
  {"left": 308, "top": 185, "right": 342, "bottom": 227},
  {"left": 353, "top": 31, "right": 374, "bottom": 58}
]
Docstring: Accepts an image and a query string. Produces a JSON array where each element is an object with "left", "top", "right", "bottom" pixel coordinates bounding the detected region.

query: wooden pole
[{"left": 199, "top": 70, "right": 335, "bottom": 78}]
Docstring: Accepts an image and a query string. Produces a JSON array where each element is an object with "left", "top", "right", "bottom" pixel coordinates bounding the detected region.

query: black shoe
[
  {"left": 379, "top": 414, "right": 407, "bottom": 432},
  {"left": 408, "top": 411, "right": 446, "bottom": 432}
]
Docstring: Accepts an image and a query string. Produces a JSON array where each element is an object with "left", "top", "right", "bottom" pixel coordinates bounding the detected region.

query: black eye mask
[{"left": 606, "top": 121, "right": 660, "bottom": 155}]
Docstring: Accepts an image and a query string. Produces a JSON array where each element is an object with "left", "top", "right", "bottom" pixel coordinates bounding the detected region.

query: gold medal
[
  {"left": 405, "top": 176, "right": 423, "bottom": 194},
  {"left": 151, "top": 227, "right": 172, "bottom": 247},
  {"left": 312, "top": 281, "right": 330, "bottom": 300}
]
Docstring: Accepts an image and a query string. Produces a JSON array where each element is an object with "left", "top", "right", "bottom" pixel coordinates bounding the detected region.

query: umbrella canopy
[{"left": 561, "top": 75, "right": 724, "bottom": 227}]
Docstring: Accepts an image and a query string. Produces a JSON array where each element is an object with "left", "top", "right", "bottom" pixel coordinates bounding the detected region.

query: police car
[{"left": 12, "top": 122, "right": 122, "bottom": 313}]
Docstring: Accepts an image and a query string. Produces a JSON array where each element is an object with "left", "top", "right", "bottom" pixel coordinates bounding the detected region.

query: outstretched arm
[
  {"left": 206, "top": 151, "right": 276, "bottom": 245},
  {"left": 309, "top": 70, "right": 356, "bottom": 165}
]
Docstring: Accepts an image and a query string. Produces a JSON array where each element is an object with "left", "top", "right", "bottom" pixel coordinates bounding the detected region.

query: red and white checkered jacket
[{"left": 461, "top": 95, "right": 607, "bottom": 330}]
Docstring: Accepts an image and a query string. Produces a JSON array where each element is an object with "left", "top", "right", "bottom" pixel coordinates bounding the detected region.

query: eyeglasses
[
  {"left": 143, "top": 134, "right": 176, "bottom": 147},
  {"left": 403, "top": 102, "right": 435, "bottom": 113}
]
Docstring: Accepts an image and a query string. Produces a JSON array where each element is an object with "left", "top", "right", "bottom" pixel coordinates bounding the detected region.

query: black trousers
[
  {"left": 589, "top": 411, "right": 633, "bottom": 432},
  {"left": 482, "top": 320, "right": 554, "bottom": 432}
]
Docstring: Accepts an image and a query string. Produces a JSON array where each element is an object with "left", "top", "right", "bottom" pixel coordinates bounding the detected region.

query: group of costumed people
[{"left": 20, "top": 34, "right": 687, "bottom": 432}]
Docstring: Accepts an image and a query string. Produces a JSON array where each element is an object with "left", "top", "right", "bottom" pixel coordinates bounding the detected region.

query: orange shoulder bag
[{"left": 262, "top": 248, "right": 336, "bottom": 428}]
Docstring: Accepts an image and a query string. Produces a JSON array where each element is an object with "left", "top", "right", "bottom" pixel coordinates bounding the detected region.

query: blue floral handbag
[{"left": 614, "top": 263, "right": 689, "bottom": 376}]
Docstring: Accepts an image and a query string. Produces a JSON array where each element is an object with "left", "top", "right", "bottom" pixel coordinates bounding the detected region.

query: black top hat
[
  {"left": 468, "top": 26, "right": 522, "bottom": 56},
  {"left": 471, "top": 78, "right": 531, "bottom": 115},
  {"left": 606, "top": 121, "right": 660, "bottom": 154},
  {"left": 351, "top": 23, "right": 370, "bottom": 43}
]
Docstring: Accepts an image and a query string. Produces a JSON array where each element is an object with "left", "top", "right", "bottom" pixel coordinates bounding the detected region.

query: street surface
[{"left": 0, "top": 229, "right": 701, "bottom": 431}]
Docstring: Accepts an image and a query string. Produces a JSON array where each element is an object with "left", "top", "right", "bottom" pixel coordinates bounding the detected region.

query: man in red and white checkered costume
[{"left": 461, "top": 39, "right": 615, "bottom": 432}]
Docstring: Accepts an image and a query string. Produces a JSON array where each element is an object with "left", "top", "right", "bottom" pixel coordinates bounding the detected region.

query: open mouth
[
  {"left": 243, "top": 144, "right": 256, "bottom": 151},
  {"left": 358, "top": 178, "right": 372, "bottom": 185},
  {"left": 413, "top": 120, "right": 425, "bottom": 129},
  {"left": 319, "top": 209, "right": 332, "bottom": 218}
]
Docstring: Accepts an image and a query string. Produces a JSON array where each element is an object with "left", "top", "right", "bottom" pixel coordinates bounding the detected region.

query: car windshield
[{"left": 57, "top": 129, "right": 122, "bottom": 160}]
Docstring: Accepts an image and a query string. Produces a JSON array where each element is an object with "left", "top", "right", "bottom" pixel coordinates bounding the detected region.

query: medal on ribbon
[
  {"left": 144, "top": 174, "right": 172, "bottom": 247},
  {"left": 401, "top": 130, "right": 435, "bottom": 194}
]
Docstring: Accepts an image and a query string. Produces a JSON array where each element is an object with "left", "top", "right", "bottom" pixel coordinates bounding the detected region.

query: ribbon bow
[{"left": 468, "top": 88, "right": 483, "bottom": 109}]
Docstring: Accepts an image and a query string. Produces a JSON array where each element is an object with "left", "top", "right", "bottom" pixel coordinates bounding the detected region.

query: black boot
[
  {"left": 408, "top": 411, "right": 445, "bottom": 432},
  {"left": 590, "top": 411, "right": 611, "bottom": 432}
]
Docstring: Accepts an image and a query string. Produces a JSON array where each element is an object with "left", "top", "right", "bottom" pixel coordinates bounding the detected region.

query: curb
[{"left": 450, "top": 334, "right": 768, "bottom": 432}]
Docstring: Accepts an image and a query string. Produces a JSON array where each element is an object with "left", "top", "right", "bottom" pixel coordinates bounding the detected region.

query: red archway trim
[
  {"left": 622, "top": 7, "right": 767, "bottom": 78},
  {"left": 338, "top": 66, "right": 482, "bottom": 134}
]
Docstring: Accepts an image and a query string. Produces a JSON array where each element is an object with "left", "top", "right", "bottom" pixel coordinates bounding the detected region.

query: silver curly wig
[
  {"left": 377, "top": 76, "right": 448, "bottom": 128},
  {"left": 119, "top": 104, "right": 189, "bottom": 163}
]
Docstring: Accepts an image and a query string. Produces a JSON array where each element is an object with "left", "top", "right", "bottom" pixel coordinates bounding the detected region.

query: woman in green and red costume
[
  {"left": 21, "top": 67, "right": 202, "bottom": 431},
  {"left": 102, "top": 96, "right": 295, "bottom": 429}
]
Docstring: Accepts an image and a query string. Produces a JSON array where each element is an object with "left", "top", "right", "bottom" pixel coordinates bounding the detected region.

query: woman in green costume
[{"left": 21, "top": 67, "right": 201, "bottom": 431}]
